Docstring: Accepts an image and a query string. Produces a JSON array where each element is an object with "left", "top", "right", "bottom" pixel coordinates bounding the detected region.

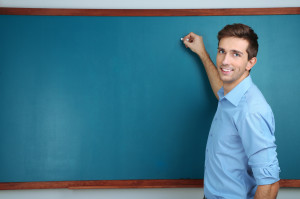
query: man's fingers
[
  {"left": 182, "top": 36, "right": 190, "bottom": 42},
  {"left": 182, "top": 32, "right": 200, "bottom": 50}
]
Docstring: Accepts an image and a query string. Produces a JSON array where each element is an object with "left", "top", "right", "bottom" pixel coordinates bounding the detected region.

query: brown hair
[{"left": 217, "top": 23, "right": 259, "bottom": 60}]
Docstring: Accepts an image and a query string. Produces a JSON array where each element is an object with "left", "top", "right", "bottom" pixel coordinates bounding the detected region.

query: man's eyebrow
[{"left": 230, "top": 49, "right": 244, "bottom": 55}]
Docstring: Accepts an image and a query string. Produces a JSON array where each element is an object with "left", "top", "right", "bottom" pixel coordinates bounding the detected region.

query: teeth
[{"left": 222, "top": 68, "right": 231, "bottom": 72}]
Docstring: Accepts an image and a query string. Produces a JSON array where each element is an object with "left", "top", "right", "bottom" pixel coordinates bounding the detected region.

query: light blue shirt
[{"left": 204, "top": 76, "right": 280, "bottom": 199}]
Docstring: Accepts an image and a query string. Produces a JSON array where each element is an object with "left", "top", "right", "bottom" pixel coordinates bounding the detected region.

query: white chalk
[{"left": 181, "top": 38, "right": 189, "bottom": 41}]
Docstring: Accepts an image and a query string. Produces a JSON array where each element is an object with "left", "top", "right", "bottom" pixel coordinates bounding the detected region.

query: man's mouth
[
  {"left": 222, "top": 68, "right": 232, "bottom": 72},
  {"left": 220, "top": 67, "right": 233, "bottom": 73}
]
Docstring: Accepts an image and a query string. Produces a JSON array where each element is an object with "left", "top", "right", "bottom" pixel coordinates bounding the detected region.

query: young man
[{"left": 182, "top": 24, "right": 280, "bottom": 199}]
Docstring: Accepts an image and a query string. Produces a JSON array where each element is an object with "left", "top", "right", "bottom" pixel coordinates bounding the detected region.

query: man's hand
[
  {"left": 254, "top": 182, "right": 279, "bottom": 199},
  {"left": 182, "top": 32, "right": 206, "bottom": 58}
]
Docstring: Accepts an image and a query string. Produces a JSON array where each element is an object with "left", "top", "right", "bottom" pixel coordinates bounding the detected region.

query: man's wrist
[
  {"left": 197, "top": 49, "right": 208, "bottom": 59},
  {"left": 198, "top": 50, "right": 211, "bottom": 63}
]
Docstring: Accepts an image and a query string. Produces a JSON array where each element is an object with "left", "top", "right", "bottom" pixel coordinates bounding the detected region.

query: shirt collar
[{"left": 218, "top": 75, "right": 253, "bottom": 107}]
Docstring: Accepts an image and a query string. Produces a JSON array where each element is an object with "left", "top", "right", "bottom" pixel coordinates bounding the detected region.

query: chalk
[{"left": 181, "top": 38, "right": 189, "bottom": 41}]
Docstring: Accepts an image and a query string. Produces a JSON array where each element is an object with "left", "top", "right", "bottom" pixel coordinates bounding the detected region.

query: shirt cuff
[{"left": 252, "top": 163, "right": 281, "bottom": 185}]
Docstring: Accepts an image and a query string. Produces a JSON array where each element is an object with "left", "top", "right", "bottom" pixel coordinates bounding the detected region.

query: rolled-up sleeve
[{"left": 236, "top": 110, "right": 280, "bottom": 185}]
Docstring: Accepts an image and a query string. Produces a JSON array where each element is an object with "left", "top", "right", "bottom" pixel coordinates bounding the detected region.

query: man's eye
[
  {"left": 218, "top": 50, "right": 225, "bottom": 54},
  {"left": 233, "top": 53, "right": 241, "bottom": 57}
]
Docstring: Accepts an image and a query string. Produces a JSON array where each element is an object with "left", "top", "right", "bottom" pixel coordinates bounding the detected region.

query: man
[{"left": 182, "top": 24, "right": 280, "bottom": 199}]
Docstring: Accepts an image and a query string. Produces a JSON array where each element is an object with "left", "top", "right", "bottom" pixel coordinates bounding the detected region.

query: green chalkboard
[{"left": 0, "top": 14, "right": 299, "bottom": 182}]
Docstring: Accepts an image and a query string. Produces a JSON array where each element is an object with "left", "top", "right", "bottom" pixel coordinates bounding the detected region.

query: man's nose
[{"left": 222, "top": 54, "right": 231, "bottom": 65}]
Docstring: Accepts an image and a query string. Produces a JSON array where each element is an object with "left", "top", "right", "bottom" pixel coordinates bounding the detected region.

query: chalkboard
[{"left": 0, "top": 14, "right": 299, "bottom": 183}]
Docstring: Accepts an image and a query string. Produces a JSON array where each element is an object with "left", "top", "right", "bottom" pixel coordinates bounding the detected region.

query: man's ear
[{"left": 246, "top": 57, "right": 257, "bottom": 71}]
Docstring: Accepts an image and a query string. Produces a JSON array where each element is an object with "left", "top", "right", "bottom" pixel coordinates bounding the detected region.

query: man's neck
[{"left": 223, "top": 73, "right": 249, "bottom": 96}]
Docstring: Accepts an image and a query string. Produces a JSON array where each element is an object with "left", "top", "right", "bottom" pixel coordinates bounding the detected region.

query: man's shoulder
[
  {"left": 239, "top": 83, "right": 273, "bottom": 115},
  {"left": 233, "top": 83, "right": 276, "bottom": 136}
]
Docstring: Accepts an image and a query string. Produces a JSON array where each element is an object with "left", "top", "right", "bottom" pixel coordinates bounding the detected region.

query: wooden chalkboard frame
[
  {"left": 0, "top": 7, "right": 299, "bottom": 190},
  {"left": 0, "top": 7, "right": 299, "bottom": 16},
  {"left": 0, "top": 179, "right": 300, "bottom": 190}
]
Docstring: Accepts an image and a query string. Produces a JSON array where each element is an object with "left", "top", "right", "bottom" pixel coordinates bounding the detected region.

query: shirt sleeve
[{"left": 236, "top": 110, "right": 280, "bottom": 185}]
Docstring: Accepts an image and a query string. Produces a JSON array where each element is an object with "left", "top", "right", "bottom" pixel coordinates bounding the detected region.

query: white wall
[
  {"left": 1, "top": 0, "right": 300, "bottom": 198},
  {"left": 0, "top": 188, "right": 300, "bottom": 199},
  {"left": 0, "top": 0, "right": 299, "bottom": 9}
]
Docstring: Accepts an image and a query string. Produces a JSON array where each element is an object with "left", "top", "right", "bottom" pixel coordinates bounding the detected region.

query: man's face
[{"left": 216, "top": 37, "right": 255, "bottom": 90}]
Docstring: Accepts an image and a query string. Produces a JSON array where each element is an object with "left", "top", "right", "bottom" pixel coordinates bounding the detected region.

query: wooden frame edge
[
  {"left": 0, "top": 179, "right": 299, "bottom": 190},
  {"left": 0, "top": 7, "right": 299, "bottom": 16},
  {"left": 0, "top": 179, "right": 203, "bottom": 190},
  {"left": 279, "top": 179, "right": 300, "bottom": 188}
]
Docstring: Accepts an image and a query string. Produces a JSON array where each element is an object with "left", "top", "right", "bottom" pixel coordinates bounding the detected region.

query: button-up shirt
[{"left": 204, "top": 76, "right": 280, "bottom": 199}]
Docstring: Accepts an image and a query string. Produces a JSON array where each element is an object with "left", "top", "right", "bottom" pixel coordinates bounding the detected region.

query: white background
[
  {"left": 0, "top": 0, "right": 299, "bottom": 9},
  {"left": 0, "top": 0, "right": 300, "bottom": 198}
]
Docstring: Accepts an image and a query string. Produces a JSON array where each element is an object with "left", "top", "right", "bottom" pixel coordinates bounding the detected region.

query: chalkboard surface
[{"left": 0, "top": 14, "right": 299, "bottom": 182}]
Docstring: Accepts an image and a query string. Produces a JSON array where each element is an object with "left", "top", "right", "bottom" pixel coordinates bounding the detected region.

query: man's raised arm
[{"left": 182, "top": 32, "right": 222, "bottom": 99}]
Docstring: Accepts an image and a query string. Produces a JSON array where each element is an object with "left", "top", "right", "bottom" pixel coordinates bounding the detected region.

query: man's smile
[{"left": 220, "top": 66, "right": 234, "bottom": 74}]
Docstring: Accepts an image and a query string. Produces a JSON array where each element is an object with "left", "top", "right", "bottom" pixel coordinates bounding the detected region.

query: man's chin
[{"left": 219, "top": 75, "right": 232, "bottom": 82}]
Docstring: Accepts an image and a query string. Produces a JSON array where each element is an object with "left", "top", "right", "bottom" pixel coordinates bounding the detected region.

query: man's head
[
  {"left": 217, "top": 23, "right": 258, "bottom": 61},
  {"left": 216, "top": 24, "right": 258, "bottom": 92}
]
